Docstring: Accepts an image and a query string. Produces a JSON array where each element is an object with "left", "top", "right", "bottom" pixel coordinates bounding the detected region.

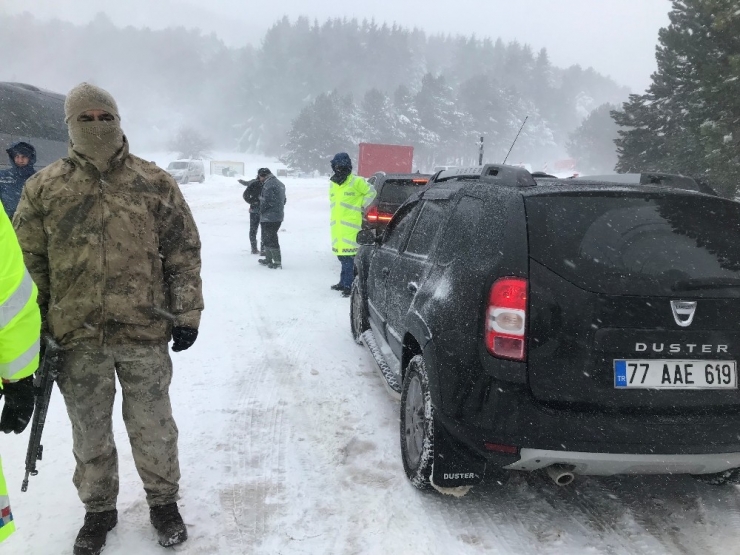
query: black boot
[
  {"left": 150, "top": 503, "right": 188, "bottom": 547},
  {"left": 341, "top": 287, "right": 352, "bottom": 297},
  {"left": 73, "top": 509, "right": 118, "bottom": 555},
  {"left": 268, "top": 248, "right": 282, "bottom": 269},
  {"left": 330, "top": 283, "right": 343, "bottom": 290},
  {"left": 258, "top": 249, "right": 272, "bottom": 266}
]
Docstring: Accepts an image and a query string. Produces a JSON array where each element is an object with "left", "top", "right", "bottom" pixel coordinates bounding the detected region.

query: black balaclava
[{"left": 330, "top": 152, "right": 352, "bottom": 184}]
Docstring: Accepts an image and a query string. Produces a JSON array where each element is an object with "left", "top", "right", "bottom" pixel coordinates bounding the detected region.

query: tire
[
  {"left": 400, "top": 355, "right": 434, "bottom": 490},
  {"left": 350, "top": 276, "right": 369, "bottom": 344},
  {"left": 693, "top": 468, "right": 740, "bottom": 486},
  {"left": 198, "top": 175, "right": 205, "bottom": 183}
]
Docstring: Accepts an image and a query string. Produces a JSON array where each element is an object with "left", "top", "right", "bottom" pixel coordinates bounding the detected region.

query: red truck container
[{"left": 357, "top": 143, "right": 414, "bottom": 177}]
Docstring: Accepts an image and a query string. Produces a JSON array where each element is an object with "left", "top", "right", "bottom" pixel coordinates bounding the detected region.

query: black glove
[
  {"left": 1, "top": 376, "right": 35, "bottom": 434},
  {"left": 171, "top": 327, "right": 198, "bottom": 352}
]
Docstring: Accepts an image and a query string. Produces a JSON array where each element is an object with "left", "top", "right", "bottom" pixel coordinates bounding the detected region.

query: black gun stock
[{"left": 21, "top": 336, "right": 61, "bottom": 492}]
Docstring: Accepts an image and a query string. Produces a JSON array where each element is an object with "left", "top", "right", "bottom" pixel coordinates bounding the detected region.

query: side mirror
[{"left": 356, "top": 229, "right": 377, "bottom": 246}]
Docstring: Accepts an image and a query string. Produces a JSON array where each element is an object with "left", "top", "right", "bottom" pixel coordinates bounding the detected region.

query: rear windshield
[
  {"left": 168, "top": 162, "right": 188, "bottom": 169},
  {"left": 526, "top": 193, "right": 740, "bottom": 296},
  {"left": 379, "top": 178, "right": 429, "bottom": 206}
]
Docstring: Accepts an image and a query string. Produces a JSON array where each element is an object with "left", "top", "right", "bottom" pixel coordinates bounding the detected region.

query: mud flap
[{"left": 431, "top": 422, "right": 486, "bottom": 488}]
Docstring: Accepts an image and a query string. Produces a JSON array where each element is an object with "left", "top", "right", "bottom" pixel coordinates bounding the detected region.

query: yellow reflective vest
[
  {"left": 329, "top": 174, "right": 376, "bottom": 255},
  {"left": 0, "top": 202, "right": 41, "bottom": 543}
]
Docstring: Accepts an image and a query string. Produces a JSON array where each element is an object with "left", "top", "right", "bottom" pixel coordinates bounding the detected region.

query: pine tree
[
  {"left": 614, "top": 0, "right": 740, "bottom": 197},
  {"left": 567, "top": 103, "right": 620, "bottom": 173},
  {"left": 282, "top": 91, "right": 359, "bottom": 173},
  {"left": 359, "top": 89, "right": 401, "bottom": 144}
]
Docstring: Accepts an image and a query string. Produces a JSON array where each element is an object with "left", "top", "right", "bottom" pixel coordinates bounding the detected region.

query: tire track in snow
[
  {"left": 220, "top": 292, "right": 295, "bottom": 553},
  {"left": 598, "top": 476, "right": 740, "bottom": 555}
]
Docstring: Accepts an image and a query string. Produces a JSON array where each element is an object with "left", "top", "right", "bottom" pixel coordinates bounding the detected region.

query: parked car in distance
[
  {"left": 166, "top": 159, "right": 206, "bottom": 184},
  {"left": 364, "top": 172, "right": 431, "bottom": 233},
  {"left": 351, "top": 163, "right": 740, "bottom": 494}
]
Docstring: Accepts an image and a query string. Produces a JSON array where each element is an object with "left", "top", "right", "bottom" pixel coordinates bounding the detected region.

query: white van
[{"left": 166, "top": 159, "right": 206, "bottom": 184}]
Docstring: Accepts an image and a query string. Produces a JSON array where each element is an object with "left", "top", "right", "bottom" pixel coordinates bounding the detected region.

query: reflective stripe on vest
[
  {"left": 339, "top": 202, "right": 363, "bottom": 213},
  {"left": 340, "top": 220, "right": 362, "bottom": 231},
  {"left": 0, "top": 339, "right": 40, "bottom": 377},
  {"left": 0, "top": 270, "right": 33, "bottom": 329},
  {"left": 0, "top": 460, "right": 15, "bottom": 542}
]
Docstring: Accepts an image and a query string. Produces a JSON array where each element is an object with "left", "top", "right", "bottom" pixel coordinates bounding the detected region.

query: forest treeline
[{"left": 1, "top": 12, "right": 627, "bottom": 169}]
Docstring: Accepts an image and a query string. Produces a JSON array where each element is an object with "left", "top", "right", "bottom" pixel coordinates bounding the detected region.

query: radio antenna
[{"left": 502, "top": 116, "right": 528, "bottom": 165}]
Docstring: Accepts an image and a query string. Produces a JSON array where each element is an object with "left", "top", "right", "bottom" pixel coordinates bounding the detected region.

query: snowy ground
[{"left": 4, "top": 164, "right": 740, "bottom": 554}]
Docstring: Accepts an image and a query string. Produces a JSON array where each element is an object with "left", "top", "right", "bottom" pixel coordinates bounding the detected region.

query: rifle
[{"left": 21, "top": 336, "right": 62, "bottom": 492}]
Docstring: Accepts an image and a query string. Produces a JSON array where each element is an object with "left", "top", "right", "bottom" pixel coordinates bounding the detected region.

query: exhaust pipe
[{"left": 546, "top": 464, "right": 575, "bottom": 486}]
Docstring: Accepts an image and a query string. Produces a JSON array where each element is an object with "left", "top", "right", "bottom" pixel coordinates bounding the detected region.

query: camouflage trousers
[{"left": 56, "top": 343, "right": 180, "bottom": 512}]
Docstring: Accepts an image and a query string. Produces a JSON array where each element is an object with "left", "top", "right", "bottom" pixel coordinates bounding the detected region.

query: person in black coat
[
  {"left": 256, "top": 168, "right": 286, "bottom": 269},
  {"left": 0, "top": 142, "right": 36, "bottom": 219},
  {"left": 239, "top": 176, "right": 263, "bottom": 254}
]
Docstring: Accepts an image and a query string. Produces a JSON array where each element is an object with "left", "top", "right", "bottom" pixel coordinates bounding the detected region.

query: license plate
[{"left": 614, "top": 360, "right": 737, "bottom": 389}]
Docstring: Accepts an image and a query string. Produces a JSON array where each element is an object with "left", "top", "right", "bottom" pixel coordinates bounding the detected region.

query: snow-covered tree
[
  {"left": 168, "top": 126, "right": 213, "bottom": 160},
  {"left": 567, "top": 103, "right": 620, "bottom": 173},
  {"left": 613, "top": 0, "right": 740, "bottom": 197}
]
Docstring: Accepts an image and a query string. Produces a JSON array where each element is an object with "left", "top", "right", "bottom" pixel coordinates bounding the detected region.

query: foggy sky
[{"left": 5, "top": 0, "right": 671, "bottom": 92}]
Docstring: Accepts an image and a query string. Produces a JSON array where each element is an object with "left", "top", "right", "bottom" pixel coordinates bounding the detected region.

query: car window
[
  {"left": 382, "top": 202, "right": 419, "bottom": 251},
  {"left": 526, "top": 193, "right": 740, "bottom": 296},
  {"left": 378, "top": 178, "right": 430, "bottom": 206},
  {"left": 435, "top": 196, "right": 485, "bottom": 266},
  {"left": 168, "top": 162, "right": 187, "bottom": 169},
  {"left": 404, "top": 200, "right": 449, "bottom": 258}
]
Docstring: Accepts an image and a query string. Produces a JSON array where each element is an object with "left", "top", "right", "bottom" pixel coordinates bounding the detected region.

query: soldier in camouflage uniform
[{"left": 13, "top": 83, "right": 203, "bottom": 555}]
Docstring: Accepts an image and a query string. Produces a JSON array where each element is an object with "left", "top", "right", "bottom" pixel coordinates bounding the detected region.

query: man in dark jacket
[
  {"left": 257, "top": 168, "right": 286, "bottom": 269},
  {"left": 239, "top": 177, "right": 264, "bottom": 254},
  {"left": 0, "top": 142, "right": 36, "bottom": 219}
]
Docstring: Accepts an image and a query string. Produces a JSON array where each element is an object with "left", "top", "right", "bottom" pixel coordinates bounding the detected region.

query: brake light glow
[
  {"left": 366, "top": 206, "right": 393, "bottom": 224},
  {"left": 483, "top": 442, "right": 519, "bottom": 455},
  {"left": 412, "top": 179, "right": 429, "bottom": 184},
  {"left": 486, "top": 278, "right": 527, "bottom": 361}
]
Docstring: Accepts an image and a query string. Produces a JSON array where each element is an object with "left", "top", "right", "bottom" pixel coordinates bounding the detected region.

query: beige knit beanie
[{"left": 64, "top": 82, "right": 120, "bottom": 123}]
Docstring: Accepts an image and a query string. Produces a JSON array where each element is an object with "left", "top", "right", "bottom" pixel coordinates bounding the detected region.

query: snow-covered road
[{"left": 4, "top": 173, "right": 740, "bottom": 555}]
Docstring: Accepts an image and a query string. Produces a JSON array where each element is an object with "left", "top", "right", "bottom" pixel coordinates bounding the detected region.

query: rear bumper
[
  {"left": 505, "top": 449, "right": 740, "bottom": 476},
  {"left": 430, "top": 371, "right": 740, "bottom": 478}
]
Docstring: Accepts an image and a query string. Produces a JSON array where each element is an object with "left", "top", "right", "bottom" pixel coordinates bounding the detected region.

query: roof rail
[
  {"left": 434, "top": 164, "right": 536, "bottom": 187},
  {"left": 571, "top": 172, "right": 716, "bottom": 196}
]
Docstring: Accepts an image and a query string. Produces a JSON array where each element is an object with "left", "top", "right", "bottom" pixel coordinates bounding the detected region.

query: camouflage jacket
[{"left": 13, "top": 142, "right": 203, "bottom": 347}]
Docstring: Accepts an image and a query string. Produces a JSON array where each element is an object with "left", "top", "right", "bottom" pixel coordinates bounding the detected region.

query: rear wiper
[{"left": 671, "top": 277, "right": 740, "bottom": 291}]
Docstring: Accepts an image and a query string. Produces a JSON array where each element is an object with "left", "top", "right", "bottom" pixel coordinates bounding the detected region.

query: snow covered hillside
[{"left": 4, "top": 169, "right": 740, "bottom": 555}]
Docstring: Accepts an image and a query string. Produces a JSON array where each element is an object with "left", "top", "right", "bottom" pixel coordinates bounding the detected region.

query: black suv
[
  {"left": 350, "top": 164, "right": 740, "bottom": 493},
  {"left": 364, "top": 173, "right": 431, "bottom": 233}
]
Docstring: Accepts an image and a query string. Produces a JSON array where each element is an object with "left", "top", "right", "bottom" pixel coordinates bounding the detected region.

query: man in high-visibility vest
[
  {"left": 329, "top": 152, "right": 376, "bottom": 297},
  {"left": 0, "top": 201, "right": 41, "bottom": 544}
]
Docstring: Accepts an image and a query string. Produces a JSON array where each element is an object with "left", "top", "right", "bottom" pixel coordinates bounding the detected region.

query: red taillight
[
  {"left": 366, "top": 206, "right": 393, "bottom": 224},
  {"left": 486, "top": 278, "right": 527, "bottom": 361},
  {"left": 412, "top": 179, "right": 429, "bottom": 184},
  {"left": 483, "top": 442, "right": 519, "bottom": 455}
]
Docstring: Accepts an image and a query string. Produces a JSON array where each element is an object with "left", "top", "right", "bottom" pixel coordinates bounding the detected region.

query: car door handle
[
  {"left": 382, "top": 267, "right": 390, "bottom": 276},
  {"left": 407, "top": 282, "right": 418, "bottom": 293}
]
